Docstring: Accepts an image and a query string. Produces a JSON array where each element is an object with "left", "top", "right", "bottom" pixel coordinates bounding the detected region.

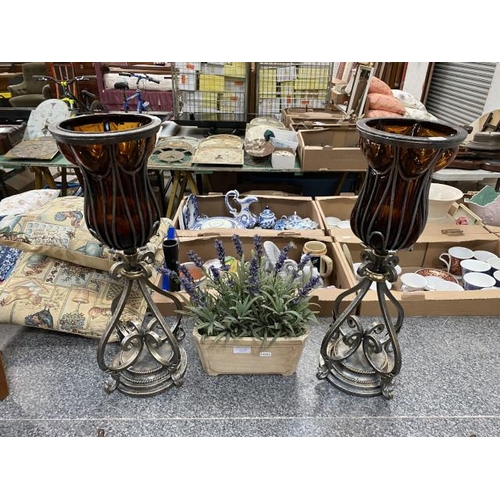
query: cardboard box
[
  {"left": 172, "top": 193, "right": 327, "bottom": 238},
  {"left": 315, "top": 196, "right": 487, "bottom": 240},
  {"left": 314, "top": 194, "right": 500, "bottom": 316},
  {"left": 297, "top": 127, "right": 366, "bottom": 172},
  {"left": 281, "top": 107, "right": 347, "bottom": 128},
  {"left": 151, "top": 234, "right": 354, "bottom": 318}
]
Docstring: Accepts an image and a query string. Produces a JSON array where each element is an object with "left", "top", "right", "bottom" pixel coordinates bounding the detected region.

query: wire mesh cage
[
  {"left": 172, "top": 62, "right": 250, "bottom": 128},
  {"left": 255, "top": 62, "right": 334, "bottom": 118}
]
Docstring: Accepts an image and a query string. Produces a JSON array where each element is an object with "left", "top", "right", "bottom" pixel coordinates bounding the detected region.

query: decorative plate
[
  {"left": 152, "top": 137, "right": 200, "bottom": 166},
  {"left": 416, "top": 268, "right": 459, "bottom": 284},
  {"left": 193, "top": 217, "right": 244, "bottom": 230},
  {"left": 192, "top": 134, "right": 244, "bottom": 165}
]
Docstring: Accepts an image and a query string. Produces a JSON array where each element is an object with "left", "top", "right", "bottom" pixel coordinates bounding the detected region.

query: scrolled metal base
[
  {"left": 98, "top": 249, "right": 187, "bottom": 397},
  {"left": 317, "top": 248, "right": 403, "bottom": 400}
]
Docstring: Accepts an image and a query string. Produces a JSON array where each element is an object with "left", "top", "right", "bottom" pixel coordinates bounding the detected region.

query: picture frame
[{"left": 346, "top": 64, "right": 374, "bottom": 117}]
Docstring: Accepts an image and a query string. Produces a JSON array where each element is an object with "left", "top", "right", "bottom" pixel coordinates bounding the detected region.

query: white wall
[
  {"left": 402, "top": 62, "right": 500, "bottom": 115},
  {"left": 484, "top": 63, "right": 500, "bottom": 115},
  {"left": 401, "top": 62, "right": 429, "bottom": 102}
]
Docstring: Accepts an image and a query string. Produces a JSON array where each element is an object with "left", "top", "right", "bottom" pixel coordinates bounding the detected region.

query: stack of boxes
[
  {"left": 257, "top": 62, "right": 333, "bottom": 116},
  {"left": 174, "top": 62, "right": 248, "bottom": 121}
]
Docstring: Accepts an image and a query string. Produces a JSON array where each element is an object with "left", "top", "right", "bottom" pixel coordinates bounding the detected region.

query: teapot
[
  {"left": 258, "top": 205, "right": 277, "bottom": 229},
  {"left": 225, "top": 189, "right": 259, "bottom": 229}
]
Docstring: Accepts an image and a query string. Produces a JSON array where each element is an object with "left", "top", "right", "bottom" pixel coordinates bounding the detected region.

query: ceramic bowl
[{"left": 428, "top": 183, "right": 464, "bottom": 221}]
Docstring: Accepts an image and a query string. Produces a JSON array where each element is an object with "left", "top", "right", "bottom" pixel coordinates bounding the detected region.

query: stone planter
[{"left": 192, "top": 330, "right": 309, "bottom": 376}]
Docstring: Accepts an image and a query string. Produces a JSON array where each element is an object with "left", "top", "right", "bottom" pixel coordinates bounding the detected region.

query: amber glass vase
[
  {"left": 352, "top": 118, "right": 467, "bottom": 253},
  {"left": 49, "top": 113, "right": 162, "bottom": 253}
]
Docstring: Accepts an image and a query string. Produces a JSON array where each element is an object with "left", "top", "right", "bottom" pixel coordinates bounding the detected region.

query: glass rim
[{"left": 357, "top": 117, "right": 468, "bottom": 148}]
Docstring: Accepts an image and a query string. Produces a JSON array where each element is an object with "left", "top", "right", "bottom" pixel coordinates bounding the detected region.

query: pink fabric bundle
[{"left": 365, "top": 76, "right": 406, "bottom": 118}]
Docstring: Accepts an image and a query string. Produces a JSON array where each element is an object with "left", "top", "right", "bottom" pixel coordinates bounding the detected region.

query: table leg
[{"left": 166, "top": 171, "right": 181, "bottom": 219}]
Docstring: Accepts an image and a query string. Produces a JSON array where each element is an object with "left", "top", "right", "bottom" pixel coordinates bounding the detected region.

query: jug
[{"left": 225, "top": 189, "right": 258, "bottom": 229}]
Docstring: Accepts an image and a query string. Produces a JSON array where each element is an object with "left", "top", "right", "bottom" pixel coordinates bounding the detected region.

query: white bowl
[{"left": 428, "top": 183, "right": 463, "bottom": 221}]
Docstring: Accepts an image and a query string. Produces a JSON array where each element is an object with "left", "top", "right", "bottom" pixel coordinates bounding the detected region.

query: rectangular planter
[{"left": 192, "top": 330, "right": 308, "bottom": 376}]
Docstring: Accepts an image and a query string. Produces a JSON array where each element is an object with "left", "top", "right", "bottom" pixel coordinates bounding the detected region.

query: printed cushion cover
[
  {"left": 0, "top": 251, "right": 152, "bottom": 340},
  {"left": 0, "top": 196, "right": 172, "bottom": 271},
  {"left": 0, "top": 189, "right": 60, "bottom": 218}
]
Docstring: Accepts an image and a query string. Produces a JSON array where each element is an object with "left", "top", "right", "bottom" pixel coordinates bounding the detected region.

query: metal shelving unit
[
  {"left": 255, "top": 62, "right": 334, "bottom": 118},
  {"left": 172, "top": 62, "right": 251, "bottom": 131}
]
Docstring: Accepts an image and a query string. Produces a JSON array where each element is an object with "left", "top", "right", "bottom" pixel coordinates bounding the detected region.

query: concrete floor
[{"left": 1, "top": 315, "right": 500, "bottom": 438}]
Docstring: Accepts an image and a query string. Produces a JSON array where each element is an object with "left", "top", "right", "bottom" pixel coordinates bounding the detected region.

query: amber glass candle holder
[
  {"left": 49, "top": 113, "right": 187, "bottom": 397},
  {"left": 317, "top": 118, "right": 467, "bottom": 399}
]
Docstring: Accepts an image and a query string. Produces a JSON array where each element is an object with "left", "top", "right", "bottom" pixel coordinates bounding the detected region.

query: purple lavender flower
[
  {"left": 174, "top": 266, "right": 206, "bottom": 306},
  {"left": 232, "top": 234, "right": 244, "bottom": 258},
  {"left": 297, "top": 252, "right": 312, "bottom": 271},
  {"left": 274, "top": 242, "right": 294, "bottom": 274},
  {"left": 209, "top": 265, "right": 221, "bottom": 282},
  {"left": 253, "top": 234, "right": 263, "bottom": 260},
  {"left": 214, "top": 239, "right": 230, "bottom": 271},
  {"left": 292, "top": 274, "right": 321, "bottom": 304},
  {"left": 248, "top": 256, "right": 259, "bottom": 295},
  {"left": 187, "top": 250, "right": 204, "bottom": 269}
]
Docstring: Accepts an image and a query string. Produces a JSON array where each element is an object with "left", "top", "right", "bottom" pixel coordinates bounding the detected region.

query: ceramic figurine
[
  {"left": 225, "top": 189, "right": 259, "bottom": 229},
  {"left": 258, "top": 206, "right": 277, "bottom": 229}
]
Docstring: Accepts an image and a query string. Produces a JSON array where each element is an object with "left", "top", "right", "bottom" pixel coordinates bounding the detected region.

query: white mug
[
  {"left": 493, "top": 270, "right": 500, "bottom": 287},
  {"left": 462, "top": 272, "right": 496, "bottom": 291},
  {"left": 473, "top": 250, "right": 497, "bottom": 262},
  {"left": 487, "top": 257, "right": 500, "bottom": 275},
  {"left": 460, "top": 259, "right": 491, "bottom": 277},
  {"left": 439, "top": 246, "right": 474, "bottom": 275},
  {"left": 302, "top": 241, "right": 333, "bottom": 278}
]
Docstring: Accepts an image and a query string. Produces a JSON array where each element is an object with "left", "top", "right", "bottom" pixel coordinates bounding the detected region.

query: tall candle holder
[
  {"left": 317, "top": 118, "right": 467, "bottom": 399},
  {"left": 49, "top": 113, "right": 187, "bottom": 397}
]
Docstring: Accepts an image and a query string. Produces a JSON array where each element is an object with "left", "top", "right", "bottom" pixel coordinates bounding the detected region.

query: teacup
[
  {"left": 473, "top": 250, "right": 497, "bottom": 262},
  {"left": 400, "top": 272, "right": 427, "bottom": 292},
  {"left": 460, "top": 259, "right": 491, "bottom": 277},
  {"left": 303, "top": 240, "right": 333, "bottom": 278},
  {"left": 462, "top": 272, "right": 496, "bottom": 291},
  {"left": 434, "top": 280, "right": 464, "bottom": 292},
  {"left": 439, "top": 246, "right": 474, "bottom": 276},
  {"left": 493, "top": 270, "right": 500, "bottom": 287},
  {"left": 487, "top": 257, "right": 500, "bottom": 275}
]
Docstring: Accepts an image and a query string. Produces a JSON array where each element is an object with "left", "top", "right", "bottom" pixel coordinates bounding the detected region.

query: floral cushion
[
  {"left": 0, "top": 196, "right": 172, "bottom": 271},
  {"left": 0, "top": 251, "right": 153, "bottom": 340},
  {"left": 0, "top": 189, "right": 60, "bottom": 218}
]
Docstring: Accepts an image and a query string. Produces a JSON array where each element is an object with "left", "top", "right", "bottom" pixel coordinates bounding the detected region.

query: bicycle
[
  {"left": 114, "top": 72, "right": 160, "bottom": 113},
  {"left": 33, "top": 74, "right": 107, "bottom": 114}
]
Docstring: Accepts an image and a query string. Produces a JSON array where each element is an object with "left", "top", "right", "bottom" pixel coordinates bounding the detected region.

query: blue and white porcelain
[
  {"left": 225, "top": 189, "right": 259, "bottom": 229},
  {"left": 280, "top": 211, "right": 319, "bottom": 230},
  {"left": 258, "top": 206, "right": 277, "bottom": 229},
  {"left": 192, "top": 217, "right": 242, "bottom": 230},
  {"left": 182, "top": 194, "right": 245, "bottom": 230}
]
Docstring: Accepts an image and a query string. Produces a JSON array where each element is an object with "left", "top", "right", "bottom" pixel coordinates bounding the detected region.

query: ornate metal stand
[
  {"left": 97, "top": 249, "right": 187, "bottom": 397},
  {"left": 317, "top": 117, "right": 467, "bottom": 400},
  {"left": 317, "top": 246, "right": 403, "bottom": 399},
  {"left": 49, "top": 112, "right": 187, "bottom": 397}
]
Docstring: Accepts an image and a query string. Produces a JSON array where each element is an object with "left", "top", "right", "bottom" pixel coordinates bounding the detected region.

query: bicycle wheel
[{"left": 89, "top": 100, "right": 107, "bottom": 113}]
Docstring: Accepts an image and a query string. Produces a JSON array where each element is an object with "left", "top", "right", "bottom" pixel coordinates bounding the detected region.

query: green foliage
[{"left": 176, "top": 235, "right": 319, "bottom": 343}]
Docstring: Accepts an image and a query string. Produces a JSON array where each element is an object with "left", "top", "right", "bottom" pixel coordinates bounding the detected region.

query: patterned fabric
[
  {"left": 0, "top": 251, "right": 151, "bottom": 340},
  {"left": 0, "top": 245, "right": 22, "bottom": 281},
  {"left": 0, "top": 196, "right": 172, "bottom": 271},
  {"left": 0, "top": 189, "right": 60, "bottom": 218}
]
